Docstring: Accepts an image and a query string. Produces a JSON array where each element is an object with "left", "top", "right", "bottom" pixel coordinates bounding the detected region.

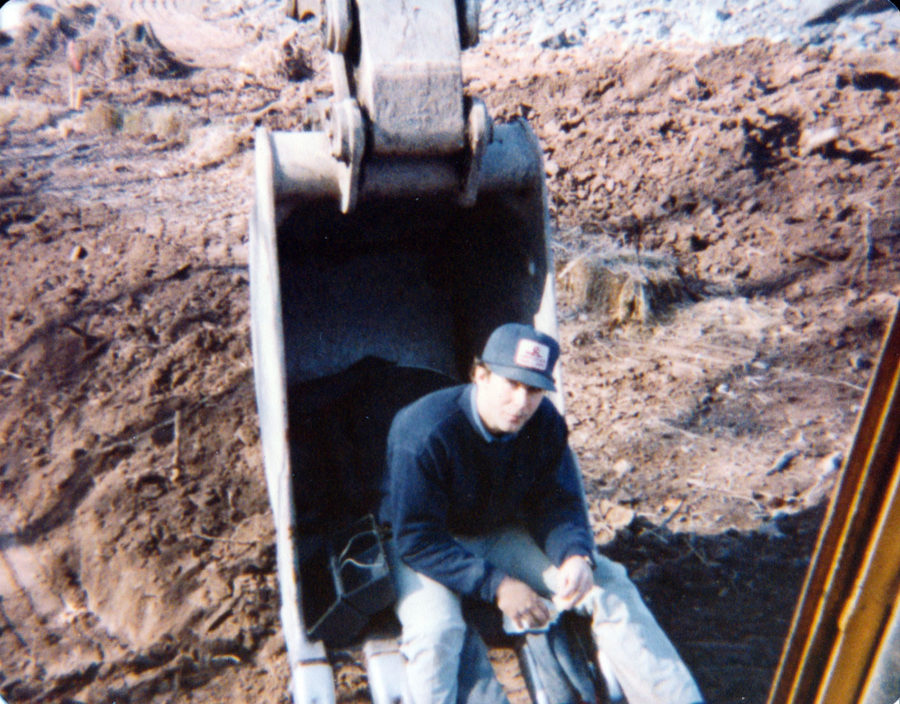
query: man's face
[{"left": 473, "top": 366, "right": 545, "bottom": 435}]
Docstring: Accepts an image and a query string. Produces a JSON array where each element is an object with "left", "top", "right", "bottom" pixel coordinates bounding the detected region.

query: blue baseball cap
[{"left": 481, "top": 323, "right": 559, "bottom": 391}]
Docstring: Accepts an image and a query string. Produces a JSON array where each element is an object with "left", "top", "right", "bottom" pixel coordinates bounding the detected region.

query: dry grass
[
  {"left": 121, "top": 105, "right": 190, "bottom": 140},
  {"left": 0, "top": 98, "right": 54, "bottom": 130},
  {"left": 558, "top": 248, "right": 688, "bottom": 325}
]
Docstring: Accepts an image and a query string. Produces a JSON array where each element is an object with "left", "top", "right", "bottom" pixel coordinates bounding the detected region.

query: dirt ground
[{"left": 1, "top": 3, "right": 899, "bottom": 704}]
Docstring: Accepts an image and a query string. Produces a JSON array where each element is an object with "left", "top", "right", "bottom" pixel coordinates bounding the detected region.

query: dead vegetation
[
  {"left": 558, "top": 248, "right": 691, "bottom": 326},
  {"left": 110, "top": 21, "right": 192, "bottom": 78},
  {"left": 5, "top": 5, "right": 189, "bottom": 77}
]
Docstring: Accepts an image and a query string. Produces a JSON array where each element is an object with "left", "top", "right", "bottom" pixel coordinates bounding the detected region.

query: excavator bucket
[
  {"left": 249, "top": 118, "right": 562, "bottom": 704},
  {"left": 248, "top": 1, "right": 610, "bottom": 702}
]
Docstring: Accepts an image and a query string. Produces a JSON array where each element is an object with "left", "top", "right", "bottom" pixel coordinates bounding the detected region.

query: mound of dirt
[
  {"left": 110, "top": 21, "right": 192, "bottom": 78},
  {"left": 0, "top": 3, "right": 898, "bottom": 704}
]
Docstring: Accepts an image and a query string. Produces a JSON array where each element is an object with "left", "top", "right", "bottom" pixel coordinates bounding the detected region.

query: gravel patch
[{"left": 479, "top": 0, "right": 899, "bottom": 50}]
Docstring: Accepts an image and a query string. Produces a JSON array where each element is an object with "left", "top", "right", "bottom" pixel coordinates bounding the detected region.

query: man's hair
[{"left": 469, "top": 357, "right": 488, "bottom": 381}]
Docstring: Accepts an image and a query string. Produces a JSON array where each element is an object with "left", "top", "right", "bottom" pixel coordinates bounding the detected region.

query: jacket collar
[{"left": 464, "top": 383, "right": 517, "bottom": 444}]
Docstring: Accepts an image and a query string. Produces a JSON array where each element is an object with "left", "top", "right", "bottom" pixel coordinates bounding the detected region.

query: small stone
[
  {"left": 612, "top": 459, "right": 635, "bottom": 476},
  {"left": 759, "top": 520, "right": 786, "bottom": 539},
  {"left": 767, "top": 449, "right": 801, "bottom": 475},
  {"left": 849, "top": 353, "right": 872, "bottom": 371},
  {"left": 662, "top": 497, "right": 683, "bottom": 513},
  {"left": 818, "top": 451, "right": 843, "bottom": 477},
  {"left": 69, "top": 244, "right": 87, "bottom": 261},
  {"left": 571, "top": 330, "right": 593, "bottom": 347},
  {"left": 603, "top": 502, "right": 635, "bottom": 529}
]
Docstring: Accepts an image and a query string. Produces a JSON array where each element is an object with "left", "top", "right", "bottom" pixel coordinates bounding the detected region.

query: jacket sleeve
[
  {"left": 526, "top": 443, "right": 595, "bottom": 566},
  {"left": 387, "top": 441, "right": 508, "bottom": 603}
]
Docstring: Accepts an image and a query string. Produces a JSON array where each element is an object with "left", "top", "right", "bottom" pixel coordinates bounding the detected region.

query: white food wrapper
[{"left": 502, "top": 598, "right": 561, "bottom": 634}]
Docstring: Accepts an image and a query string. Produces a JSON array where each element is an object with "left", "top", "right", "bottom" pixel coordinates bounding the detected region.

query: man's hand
[
  {"left": 496, "top": 576, "right": 551, "bottom": 629},
  {"left": 554, "top": 555, "right": 594, "bottom": 610}
]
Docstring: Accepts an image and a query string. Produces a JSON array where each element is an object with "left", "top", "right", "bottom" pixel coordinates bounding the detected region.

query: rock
[
  {"left": 758, "top": 518, "right": 787, "bottom": 539},
  {"left": 798, "top": 125, "right": 841, "bottom": 156},
  {"left": 849, "top": 352, "right": 873, "bottom": 370},
  {"left": 571, "top": 330, "right": 593, "bottom": 347},
  {"left": 0, "top": 1, "right": 58, "bottom": 42},
  {"left": 0, "top": 0, "right": 27, "bottom": 36},
  {"left": 612, "top": 459, "right": 635, "bottom": 476},
  {"left": 599, "top": 499, "right": 636, "bottom": 529},
  {"left": 803, "top": 482, "right": 832, "bottom": 508},
  {"left": 804, "top": 452, "right": 845, "bottom": 507},
  {"left": 662, "top": 497, "right": 684, "bottom": 513},
  {"left": 767, "top": 449, "right": 801, "bottom": 475},
  {"left": 607, "top": 505, "right": 636, "bottom": 529},
  {"left": 284, "top": 0, "right": 319, "bottom": 21},
  {"left": 69, "top": 244, "right": 87, "bottom": 261},
  {"left": 818, "top": 451, "right": 844, "bottom": 477},
  {"left": 185, "top": 126, "right": 242, "bottom": 169}
]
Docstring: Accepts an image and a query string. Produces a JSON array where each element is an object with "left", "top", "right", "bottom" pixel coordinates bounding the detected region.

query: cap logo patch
[{"left": 514, "top": 340, "right": 549, "bottom": 371}]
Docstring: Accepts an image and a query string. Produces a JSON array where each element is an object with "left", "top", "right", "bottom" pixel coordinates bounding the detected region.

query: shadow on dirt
[
  {"left": 0, "top": 371, "right": 252, "bottom": 551},
  {"left": 741, "top": 111, "right": 802, "bottom": 183},
  {"left": 602, "top": 504, "right": 826, "bottom": 704},
  {"left": 805, "top": 0, "right": 898, "bottom": 26},
  {"left": 0, "top": 264, "right": 250, "bottom": 550}
]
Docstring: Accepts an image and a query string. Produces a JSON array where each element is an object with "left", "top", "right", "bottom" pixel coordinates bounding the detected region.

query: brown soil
[{"left": 1, "top": 3, "right": 898, "bottom": 704}]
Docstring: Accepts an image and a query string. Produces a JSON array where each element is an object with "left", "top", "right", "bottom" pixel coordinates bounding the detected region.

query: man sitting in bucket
[{"left": 380, "top": 322, "right": 704, "bottom": 704}]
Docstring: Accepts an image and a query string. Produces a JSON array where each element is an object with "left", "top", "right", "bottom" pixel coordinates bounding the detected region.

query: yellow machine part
[{"left": 767, "top": 302, "right": 900, "bottom": 704}]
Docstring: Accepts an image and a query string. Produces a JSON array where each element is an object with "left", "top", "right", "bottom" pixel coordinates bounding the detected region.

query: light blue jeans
[{"left": 389, "top": 526, "right": 703, "bottom": 704}]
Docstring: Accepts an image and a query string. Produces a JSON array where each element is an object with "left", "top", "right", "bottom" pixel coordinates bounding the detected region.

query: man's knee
[
  {"left": 401, "top": 617, "right": 467, "bottom": 671},
  {"left": 591, "top": 553, "right": 630, "bottom": 586},
  {"left": 578, "top": 557, "right": 654, "bottom": 624}
]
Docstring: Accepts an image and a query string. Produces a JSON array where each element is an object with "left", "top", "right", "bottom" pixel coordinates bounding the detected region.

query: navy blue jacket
[{"left": 380, "top": 384, "right": 595, "bottom": 603}]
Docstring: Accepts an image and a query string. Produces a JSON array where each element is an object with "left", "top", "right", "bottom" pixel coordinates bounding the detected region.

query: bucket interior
[{"left": 273, "top": 187, "right": 549, "bottom": 643}]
